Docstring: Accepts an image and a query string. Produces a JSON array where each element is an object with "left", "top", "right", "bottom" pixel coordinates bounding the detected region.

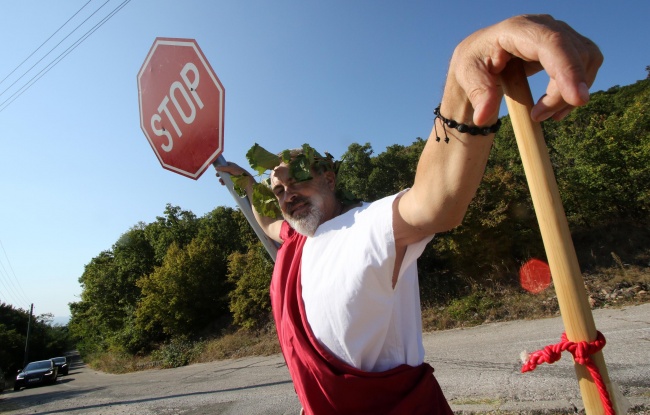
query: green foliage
[
  {"left": 145, "top": 204, "right": 199, "bottom": 264},
  {"left": 227, "top": 244, "right": 275, "bottom": 329},
  {"left": 445, "top": 292, "right": 502, "bottom": 324},
  {"left": 538, "top": 81, "right": 650, "bottom": 226},
  {"left": 135, "top": 238, "right": 230, "bottom": 339},
  {"left": 368, "top": 140, "right": 425, "bottom": 198},
  {"left": 68, "top": 225, "right": 156, "bottom": 355},
  {"left": 335, "top": 143, "right": 374, "bottom": 200},
  {"left": 0, "top": 303, "right": 73, "bottom": 378},
  {"left": 151, "top": 337, "right": 202, "bottom": 368},
  {"left": 246, "top": 143, "right": 284, "bottom": 174},
  {"left": 251, "top": 181, "right": 283, "bottom": 219}
]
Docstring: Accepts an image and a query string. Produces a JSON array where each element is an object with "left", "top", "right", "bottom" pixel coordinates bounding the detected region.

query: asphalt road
[{"left": 1, "top": 304, "right": 648, "bottom": 415}]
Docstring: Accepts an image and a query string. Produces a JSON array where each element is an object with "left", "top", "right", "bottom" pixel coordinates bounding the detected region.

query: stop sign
[{"left": 137, "top": 38, "right": 225, "bottom": 179}]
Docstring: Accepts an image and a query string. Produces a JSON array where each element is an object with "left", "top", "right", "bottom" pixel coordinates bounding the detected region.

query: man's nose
[{"left": 284, "top": 187, "right": 298, "bottom": 202}]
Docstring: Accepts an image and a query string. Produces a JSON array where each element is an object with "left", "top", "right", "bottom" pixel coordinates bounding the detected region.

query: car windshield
[
  {"left": 52, "top": 357, "right": 66, "bottom": 364},
  {"left": 25, "top": 361, "right": 52, "bottom": 371}
]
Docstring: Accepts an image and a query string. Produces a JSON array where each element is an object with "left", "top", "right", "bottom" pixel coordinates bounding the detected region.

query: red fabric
[{"left": 270, "top": 222, "right": 453, "bottom": 415}]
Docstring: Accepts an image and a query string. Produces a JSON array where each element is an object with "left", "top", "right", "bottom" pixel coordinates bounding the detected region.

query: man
[{"left": 216, "top": 14, "right": 603, "bottom": 415}]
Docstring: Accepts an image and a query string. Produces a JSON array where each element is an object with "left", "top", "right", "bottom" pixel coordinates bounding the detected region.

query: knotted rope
[{"left": 521, "top": 331, "right": 614, "bottom": 415}]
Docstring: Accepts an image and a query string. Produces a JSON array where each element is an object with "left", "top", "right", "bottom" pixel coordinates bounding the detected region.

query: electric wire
[
  {"left": 0, "top": 0, "right": 94, "bottom": 88},
  {"left": 0, "top": 260, "right": 26, "bottom": 307},
  {"left": 0, "top": 0, "right": 132, "bottom": 113},
  {"left": 0, "top": 0, "right": 112, "bottom": 102},
  {"left": 0, "top": 239, "right": 32, "bottom": 307}
]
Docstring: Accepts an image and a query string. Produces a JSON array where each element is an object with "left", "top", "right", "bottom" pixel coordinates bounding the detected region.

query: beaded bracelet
[{"left": 434, "top": 105, "right": 501, "bottom": 143}]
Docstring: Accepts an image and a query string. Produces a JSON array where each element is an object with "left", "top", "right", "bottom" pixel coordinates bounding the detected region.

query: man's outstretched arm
[{"left": 394, "top": 14, "right": 603, "bottom": 248}]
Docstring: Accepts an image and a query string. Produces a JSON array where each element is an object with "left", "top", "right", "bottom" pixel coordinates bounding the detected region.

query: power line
[
  {"left": 0, "top": 239, "right": 32, "bottom": 307},
  {"left": 0, "top": 0, "right": 94, "bottom": 87},
  {"left": 0, "top": 264, "right": 27, "bottom": 306},
  {"left": 0, "top": 0, "right": 132, "bottom": 113},
  {"left": 0, "top": 0, "right": 112, "bottom": 101}
]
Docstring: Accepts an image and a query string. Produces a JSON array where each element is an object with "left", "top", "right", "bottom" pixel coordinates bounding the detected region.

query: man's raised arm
[
  {"left": 394, "top": 14, "right": 603, "bottom": 248},
  {"left": 215, "top": 162, "right": 284, "bottom": 243}
]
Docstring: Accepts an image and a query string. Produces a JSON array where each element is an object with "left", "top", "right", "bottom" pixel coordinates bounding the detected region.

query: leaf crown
[{"left": 231, "top": 143, "right": 360, "bottom": 218}]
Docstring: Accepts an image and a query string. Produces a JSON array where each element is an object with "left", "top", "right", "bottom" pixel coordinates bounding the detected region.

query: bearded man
[{"left": 216, "top": 14, "right": 603, "bottom": 415}]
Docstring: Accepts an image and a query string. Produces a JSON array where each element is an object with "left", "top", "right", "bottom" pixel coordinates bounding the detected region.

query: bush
[{"left": 151, "top": 338, "right": 202, "bottom": 369}]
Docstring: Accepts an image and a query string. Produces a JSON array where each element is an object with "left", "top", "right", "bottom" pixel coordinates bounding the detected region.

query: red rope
[{"left": 521, "top": 331, "right": 615, "bottom": 415}]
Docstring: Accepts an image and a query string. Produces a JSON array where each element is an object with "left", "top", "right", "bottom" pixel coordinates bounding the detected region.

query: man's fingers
[{"left": 450, "top": 15, "right": 603, "bottom": 124}]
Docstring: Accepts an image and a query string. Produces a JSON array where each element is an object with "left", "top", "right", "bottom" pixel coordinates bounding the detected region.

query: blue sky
[{"left": 0, "top": 1, "right": 648, "bottom": 323}]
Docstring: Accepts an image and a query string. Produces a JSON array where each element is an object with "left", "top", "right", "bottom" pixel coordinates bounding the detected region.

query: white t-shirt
[{"left": 301, "top": 193, "right": 433, "bottom": 372}]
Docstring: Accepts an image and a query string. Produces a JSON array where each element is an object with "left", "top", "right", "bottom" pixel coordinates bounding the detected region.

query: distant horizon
[{"left": 52, "top": 315, "right": 71, "bottom": 326}]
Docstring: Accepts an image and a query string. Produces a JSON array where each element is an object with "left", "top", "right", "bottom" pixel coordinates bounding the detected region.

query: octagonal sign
[{"left": 137, "top": 38, "right": 225, "bottom": 179}]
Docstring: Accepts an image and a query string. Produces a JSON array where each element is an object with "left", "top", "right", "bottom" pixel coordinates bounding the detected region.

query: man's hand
[
  {"left": 215, "top": 161, "right": 284, "bottom": 243},
  {"left": 215, "top": 162, "right": 255, "bottom": 189},
  {"left": 446, "top": 14, "right": 603, "bottom": 125},
  {"left": 397, "top": 14, "right": 603, "bottom": 248}
]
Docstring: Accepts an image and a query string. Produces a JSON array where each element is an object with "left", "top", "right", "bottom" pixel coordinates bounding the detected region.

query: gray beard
[{"left": 285, "top": 206, "right": 323, "bottom": 237}]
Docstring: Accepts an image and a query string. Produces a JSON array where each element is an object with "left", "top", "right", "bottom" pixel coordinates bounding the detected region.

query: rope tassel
[{"left": 521, "top": 331, "right": 615, "bottom": 415}]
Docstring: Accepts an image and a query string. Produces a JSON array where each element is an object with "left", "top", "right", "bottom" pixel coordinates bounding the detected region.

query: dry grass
[
  {"left": 422, "top": 264, "right": 649, "bottom": 333},
  {"left": 85, "top": 351, "right": 156, "bottom": 374},
  {"left": 192, "top": 327, "right": 281, "bottom": 363}
]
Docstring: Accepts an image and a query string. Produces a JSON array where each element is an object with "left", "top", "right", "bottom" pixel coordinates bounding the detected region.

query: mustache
[{"left": 286, "top": 197, "right": 310, "bottom": 215}]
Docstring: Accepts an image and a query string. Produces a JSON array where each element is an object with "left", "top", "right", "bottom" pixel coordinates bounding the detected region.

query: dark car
[
  {"left": 14, "top": 360, "right": 58, "bottom": 391},
  {"left": 50, "top": 357, "right": 69, "bottom": 376},
  {"left": 0, "top": 368, "right": 5, "bottom": 393}
]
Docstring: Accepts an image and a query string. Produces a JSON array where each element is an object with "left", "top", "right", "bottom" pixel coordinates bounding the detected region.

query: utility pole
[{"left": 23, "top": 303, "right": 33, "bottom": 368}]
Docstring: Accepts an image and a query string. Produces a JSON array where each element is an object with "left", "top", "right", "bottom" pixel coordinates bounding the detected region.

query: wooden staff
[{"left": 501, "top": 59, "right": 614, "bottom": 415}]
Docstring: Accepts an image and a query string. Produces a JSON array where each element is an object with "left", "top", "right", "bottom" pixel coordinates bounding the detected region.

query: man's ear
[{"left": 323, "top": 170, "right": 337, "bottom": 191}]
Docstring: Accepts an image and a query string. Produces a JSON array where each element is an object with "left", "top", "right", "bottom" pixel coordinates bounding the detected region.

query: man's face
[{"left": 270, "top": 163, "right": 338, "bottom": 236}]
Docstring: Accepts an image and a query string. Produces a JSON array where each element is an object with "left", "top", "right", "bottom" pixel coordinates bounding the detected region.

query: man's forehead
[{"left": 270, "top": 163, "right": 291, "bottom": 185}]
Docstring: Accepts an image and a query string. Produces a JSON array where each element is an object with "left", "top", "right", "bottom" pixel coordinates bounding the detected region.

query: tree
[
  {"left": 1, "top": 303, "right": 73, "bottom": 376},
  {"left": 368, "top": 139, "right": 424, "bottom": 199},
  {"left": 69, "top": 224, "right": 157, "bottom": 355},
  {"left": 145, "top": 204, "right": 199, "bottom": 264},
  {"left": 227, "top": 244, "right": 275, "bottom": 329},
  {"left": 337, "top": 142, "right": 374, "bottom": 201},
  {"left": 135, "top": 238, "right": 231, "bottom": 339},
  {"left": 548, "top": 80, "right": 650, "bottom": 226}
]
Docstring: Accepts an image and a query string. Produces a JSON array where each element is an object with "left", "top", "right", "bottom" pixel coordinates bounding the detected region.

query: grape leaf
[
  {"left": 246, "top": 143, "right": 281, "bottom": 175},
  {"left": 230, "top": 174, "right": 250, "bottom": 197},
  {"left": 252, "top": 183, "right": 282, "bottom": 219}
]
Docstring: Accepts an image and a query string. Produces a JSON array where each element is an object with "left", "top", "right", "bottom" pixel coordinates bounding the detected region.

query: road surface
[{"left": 1, "top": 304, "right": 648, "bottom": 414}]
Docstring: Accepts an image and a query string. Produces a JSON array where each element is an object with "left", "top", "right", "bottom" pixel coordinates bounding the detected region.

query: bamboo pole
[{"left": 501, "top": 59, "right": 613, "bottom": 415}]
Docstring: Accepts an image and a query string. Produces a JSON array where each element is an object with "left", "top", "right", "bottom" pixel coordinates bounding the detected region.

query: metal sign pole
[{"left": 213, "top": 155, "right": 279, "bottom": 262}]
